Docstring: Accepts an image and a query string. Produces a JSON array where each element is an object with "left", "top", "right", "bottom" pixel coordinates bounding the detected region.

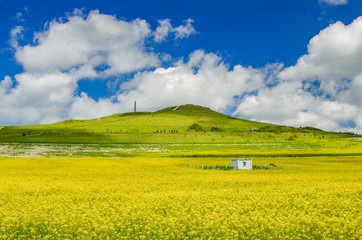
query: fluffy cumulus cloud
[
  {"left": 318, "top": 0, "right": 348, "bottom": 6},
  {"left": 0, "top": 76, "right": 12, "bottom": 96},
  {"left": 279, "top": 17, "right": 362, "bottom": 98},
  {"left": 14, "top": 10, "right": 159, "bottom": 75},
  {"left": 115, "top": 50, "right": 265, "bottom": 113},
  {"left": 234, "top": 81, "right": 360, "bottom": 132},
  {"left": 68, "top": 93, "right": 122, "bottom": 120},
  {"left": 0, "top": 10, "right": 196, "bottom": 124},
  {"left": 0, "top": 72, "right": 76, "bottom": 124},
  {"left": 236, "top": 17, "right": 362, "bottom": 133},
  {"left": 68, "top": 50, "right": 266, "bottom": 116},
  {"left": 1, "top": 9, "right": 362, "bottom": 134}
]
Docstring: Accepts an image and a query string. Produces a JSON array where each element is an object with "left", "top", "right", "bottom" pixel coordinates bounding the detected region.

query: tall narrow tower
[{"left": 134, "top": 101, "right": 136, "bottom": 113}]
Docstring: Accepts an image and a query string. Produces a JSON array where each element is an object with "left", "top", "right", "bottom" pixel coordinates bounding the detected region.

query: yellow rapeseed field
[{"left": 0, "top": 156, "right": 361, "bottom": 239}]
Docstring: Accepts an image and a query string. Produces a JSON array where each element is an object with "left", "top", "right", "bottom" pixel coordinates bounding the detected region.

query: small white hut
[{"left": 232, "top": 159, "right": 252, "bottom": 170}]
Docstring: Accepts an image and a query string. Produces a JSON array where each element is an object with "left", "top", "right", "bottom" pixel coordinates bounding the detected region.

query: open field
[
  {"left": 0, "top": 156, "right": 361, "bottom": 239},
  {"left": 0, "top": 105, "right": 361, "bottom": 239}
]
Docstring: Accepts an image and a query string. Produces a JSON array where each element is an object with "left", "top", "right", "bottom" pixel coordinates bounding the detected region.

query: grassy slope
[
  {"left": 0, "top": 105, "right": 269, "bottom": 143},
  {"left": 0, "top": 104, "right": 360, "bottom": 155}
]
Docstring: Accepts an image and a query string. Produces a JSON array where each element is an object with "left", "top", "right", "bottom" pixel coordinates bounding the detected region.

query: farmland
[
  {"left": 0, "top": 105, "right": 361, "bottom": 239},
  {"left": 0, "top": 156, "right": 361, "bottom": 239}
]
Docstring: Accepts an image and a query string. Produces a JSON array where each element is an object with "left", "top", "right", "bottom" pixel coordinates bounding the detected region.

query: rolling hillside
[{"left": 0, "top": 104, "right": 358, "bottom": 144}]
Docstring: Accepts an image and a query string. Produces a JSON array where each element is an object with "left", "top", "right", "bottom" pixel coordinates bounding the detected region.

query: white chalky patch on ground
[{"left": 0, "top": 143, "right": 169, "bottom": 157}]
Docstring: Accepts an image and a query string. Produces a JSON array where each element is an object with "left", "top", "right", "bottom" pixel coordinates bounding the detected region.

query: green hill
[{"left": 0, "top": 104, "right": 358, "bottom": 144}]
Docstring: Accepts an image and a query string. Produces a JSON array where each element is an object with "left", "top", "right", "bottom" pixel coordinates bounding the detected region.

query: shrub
[
  {"left": 210, "top": 127, "right": 223, "bottom": 132},
  {"left": 189, "top": 123, "right": 203, "bottom": 132}
]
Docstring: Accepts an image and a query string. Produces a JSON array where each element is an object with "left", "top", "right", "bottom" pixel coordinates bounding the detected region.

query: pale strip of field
[
  {"left": 1, "top": 141, "right": 359, "bottom": 158},
  {"left": 0, "top": 143, "right": 165, "bottom": 157},
  {"left": 350, "top": 137, "right": 362, "bottom": 141},
  {"left": 0, "top": 142, "right": 284, "bottom": 158}
]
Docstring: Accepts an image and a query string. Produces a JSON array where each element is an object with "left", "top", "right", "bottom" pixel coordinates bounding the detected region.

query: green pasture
[{"left": 0, "top": 105, "right": 359, "bottom": 147}]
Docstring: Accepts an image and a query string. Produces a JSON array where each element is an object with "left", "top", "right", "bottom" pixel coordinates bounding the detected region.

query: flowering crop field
[{"left": 0, "top": 156, "right": 361, "bottom": 239}]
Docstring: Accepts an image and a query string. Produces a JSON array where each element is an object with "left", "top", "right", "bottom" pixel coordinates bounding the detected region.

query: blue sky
[{"left": 0, "top": 0, "right": 362, "bottom": 133}]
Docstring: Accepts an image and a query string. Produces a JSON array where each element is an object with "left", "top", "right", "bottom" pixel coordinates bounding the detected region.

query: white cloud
[
  {"left": 14, "top": 10, "right": 159, "bottom": 76},
  {"left": 69, "top": 92, "right": 123, "bottom": 120},
  {"left": 66, "top": 50, "right": 265, "bottom": 118},
  {"left": 1, "top": 10, "right": 165, "bottom": 124},
  {"left": 1, "top": 10, "right": 198, "bottom": 124},
  {"left": 356, "top": 115, "right": 362, "bottom": 134},
  {"left": 234, "top": 81, "right": 361, "bottom": 132},
  {"left": 346, "top": 73, "right": 362, "bottom": 106},
  {"left": 318, "top": 0, "right": 348, "bottom": 6},
  {"left": 0, "top": 76, "right": 12, "bottom": 95},
  {"left": 174, "top": 18, "right": 196, "bottom": 39},
  {"left": 153, "top": 19, "right": 172, "bottom": 42},
  {"left": 0, "top": 72, "right": 76, "bottom": 124},
  {"left": 10, "top": 26, "right": 24, "bottom": 48},
  {"left": 153, "top": 18, "right": 196, "bottom": 42},
  {"left": 234, "top": 81, "right": 313, "bottom": 122},
  {"left": 279, "top": 17, "right": 362, "bottom": 97},
  {"left": 235, "top": 16, "right": 362, "bottom": 133},
  {"left": 115, "top": 50, "right": 265, "bottom": 113}
]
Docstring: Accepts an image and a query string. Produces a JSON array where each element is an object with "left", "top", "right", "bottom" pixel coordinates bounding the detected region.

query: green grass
[
  {"left": 0, "top": 104, "right": 360, "bottom": 157},
  {"left": 0, "top": 104, "right": 358, "bottom": 143}
]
